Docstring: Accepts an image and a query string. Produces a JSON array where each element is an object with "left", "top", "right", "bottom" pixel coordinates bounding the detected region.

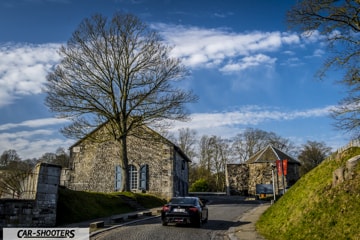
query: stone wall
[
  {"left": 227, "top": 162, "right": 300, "bottom": 196},
  {"left": 226, "top": 164, "right": 249, "bottom": 195},
  {"left": 67, "top": 128, "right": 189, "bottom": 199},
  {"left": 0, "top": 163, "right": 61, "bottom": 228},
  {"left": 248, "top": 163, "right": 274, "bottom": 195}
]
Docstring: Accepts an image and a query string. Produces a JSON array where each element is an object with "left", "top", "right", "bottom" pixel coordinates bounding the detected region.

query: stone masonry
[
  {"left": 66, "top": 124, "right": 190, "bottom": 200},
  {"left": 226, "top": 145, "right": 301, "bottom": 196},
  {"left": 0, "top": 163, "right": 61, "bottom": 228}
]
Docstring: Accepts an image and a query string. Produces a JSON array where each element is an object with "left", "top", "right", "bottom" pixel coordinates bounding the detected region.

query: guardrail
[{"left": 188, "top": 192, "right": 226, "bottom": 196}]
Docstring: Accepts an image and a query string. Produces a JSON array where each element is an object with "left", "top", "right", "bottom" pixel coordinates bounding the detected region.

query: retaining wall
[{"left": 0, "top": 163, "right": 61, "bottom": 228}]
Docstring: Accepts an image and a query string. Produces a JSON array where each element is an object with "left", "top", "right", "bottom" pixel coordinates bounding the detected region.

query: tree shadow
[
  {"left": 201, "top": 219, "right": 251, "bottom": 230},
  {"left": 145, "top": 218, "right": 251, "bottom": 231}
]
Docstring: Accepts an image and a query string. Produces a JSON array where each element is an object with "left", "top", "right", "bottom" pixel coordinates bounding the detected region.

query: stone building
[
  {"left": 62, "top": 124, "right": 190, "bottom": 200},
  {"left": 226, "top": 145, "right": 300, "bottom": 196}
]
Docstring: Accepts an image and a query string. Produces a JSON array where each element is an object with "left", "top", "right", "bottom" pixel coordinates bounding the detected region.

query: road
[{"left": 91, "top": 196, "right": 262, "bottom": 240}]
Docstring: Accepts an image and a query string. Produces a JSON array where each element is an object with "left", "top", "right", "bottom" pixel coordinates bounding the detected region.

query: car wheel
[
  {"left": 203, "top": 214, "right": 208, "bottom": 224},
  {"left": 194, "top": 215, "right": 202, "bottom": 228}
]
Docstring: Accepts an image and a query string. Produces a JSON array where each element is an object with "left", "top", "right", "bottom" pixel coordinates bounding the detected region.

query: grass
[
  {"left": 256, "top": 147, "right": 360, "bottom": 240},
  {"left": 56, "top": 187, "right": 167, "bottom": 225}
]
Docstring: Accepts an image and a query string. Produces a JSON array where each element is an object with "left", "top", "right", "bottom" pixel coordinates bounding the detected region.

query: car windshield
[{"left": 170, "top": 198, "right": 196, "bottom": 205}]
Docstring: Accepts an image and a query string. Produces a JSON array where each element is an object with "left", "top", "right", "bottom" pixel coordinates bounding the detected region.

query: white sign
[{"left": 3, "top": 228, "right": 89, "bottom": 240}]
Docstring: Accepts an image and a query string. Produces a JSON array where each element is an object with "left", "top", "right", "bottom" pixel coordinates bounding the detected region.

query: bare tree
[
  {"left": 0, "top": 150, "right": 33, "bottom": 199},
  {"left": 231, "top": 128, "right": 268, "bottom": 163},
  {"left": 210, "top": 136, "right": 230, "bottom": 191},
  {"left": 54, "top": 147, "right": 70, "bottom": 168},
  {"left": 39, "top": 152, "right": 57, "bottom": 164},
  {"left": 177, "top": 128, "right": 198, "bottom": 160},
  {"left": 199, "top": 135, "right": 214, "bottom": 175},
  {"left": 0, "top": 170, "right": 32, "bottom": 199},
  {"left": 0, "top": 149, "right": 21, "bottom": 167},
  {"left": 231, "top": 128, "right": 294, "bottom": 163},
  {"left": 197, "top": 135, "right": 230, "bottom": 191},
  {"left": 287, "top": 0, "right": 360, "bottom": 137},
  {"left": 298, "top": 140, "right": 331, "bottom": 176},
  {"left": 44, "top": 12, "right": 197, "bottom": 191}
]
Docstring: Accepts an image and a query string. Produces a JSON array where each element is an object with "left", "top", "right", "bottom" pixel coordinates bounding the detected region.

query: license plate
[{"left": 173, "top": 208, "right": 185, "bottom": 212}]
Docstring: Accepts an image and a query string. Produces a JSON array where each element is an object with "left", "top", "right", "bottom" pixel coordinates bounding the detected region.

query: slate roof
[{"left": 245, "top": 145, "right": 300, "bottom": 164}]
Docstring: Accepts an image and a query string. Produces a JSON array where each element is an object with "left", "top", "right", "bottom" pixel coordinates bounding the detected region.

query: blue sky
[{"left": 0, "top": 0, "right": 351, "bottom": 159}]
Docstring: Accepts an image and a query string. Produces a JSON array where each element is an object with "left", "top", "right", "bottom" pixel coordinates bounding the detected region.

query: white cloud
[
  {"left": 153, "top": 24, "right": 300, "bottom": 71},
  {"left": 168, "top": 105, "right": 335, "bottom": 133},
  {"left": 220, "top": 54, "right": 277, "bottom": 73},
  {"left": 0, "top": 118, "right": 70, "bottom": 131},
  {"left": 300, "top": 30, "right": 326, "bottom": 44},
  {"left": 0, "top": 128, "right": 74, "bottom": 159},
  {"left": 0, "top": 117, "right": 73, "bottom": 158},
  {"left": 0, "top": 27, "right": 313, "bottom": 109},
  {"left": 0, "top": 43, "right": 61, "bottom": 107}
]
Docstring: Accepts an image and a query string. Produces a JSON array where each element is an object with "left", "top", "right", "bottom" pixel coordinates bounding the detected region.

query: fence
[{"left": 335, "top": 139, "right": 360, "bottom": 153}]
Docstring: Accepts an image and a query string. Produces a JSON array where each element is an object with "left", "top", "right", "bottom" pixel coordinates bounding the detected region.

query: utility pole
[{"left": 271, "top": 164, "right": 276, "bottom": 202}]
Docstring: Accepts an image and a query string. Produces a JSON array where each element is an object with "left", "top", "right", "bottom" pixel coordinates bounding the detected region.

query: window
[
  {"left": 129, "top": 165, "right": 138, "bottom": 190},
  {"left": 115, "top": 165, "right": 122, "bottom": 191},
  {"left": 139, "top": 164, "right": 149, "bottom": 190}
]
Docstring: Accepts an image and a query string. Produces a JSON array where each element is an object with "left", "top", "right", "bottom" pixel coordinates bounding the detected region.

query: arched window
[{"left": 128, "top": 165, "right": 138, "bottom": 190}]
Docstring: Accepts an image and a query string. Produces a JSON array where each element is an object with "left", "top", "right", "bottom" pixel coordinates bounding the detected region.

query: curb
[
  {"left": 227, "top": 203, "right": 270, "bottom": 240},
  {"left": 90, "top": 213, "right": 161, "bottom": 238}
]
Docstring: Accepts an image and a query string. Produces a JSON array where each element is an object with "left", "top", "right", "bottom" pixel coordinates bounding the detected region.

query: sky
[{"left": 0, "top": 0, "right": 352, "bottom": 159}]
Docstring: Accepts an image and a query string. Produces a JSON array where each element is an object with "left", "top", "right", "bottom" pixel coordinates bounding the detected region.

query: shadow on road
[{"left": 131, "top": 217, "right": 251, "bottom": 231}]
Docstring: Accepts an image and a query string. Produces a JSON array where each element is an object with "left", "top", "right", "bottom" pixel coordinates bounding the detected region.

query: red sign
[
  {"left": 283, "top": 159, "right": 288, "bottom": 176},
  {"left": 276, "top": 159, "right": 288, "bottom": 176}
]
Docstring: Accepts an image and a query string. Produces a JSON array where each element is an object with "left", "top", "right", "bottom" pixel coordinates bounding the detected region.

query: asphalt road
[{"left": 91, "top": 196, "right": 262, "bottom": 240}]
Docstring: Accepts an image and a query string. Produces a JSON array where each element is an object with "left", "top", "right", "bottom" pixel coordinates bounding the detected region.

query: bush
[{"left": 189, "top": 178, "right": 209, "bottom": 192}]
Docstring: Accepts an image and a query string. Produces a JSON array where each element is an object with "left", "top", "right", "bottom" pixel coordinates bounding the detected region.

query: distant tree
[
  {"left": 298, "top": 141, "right": 332, "bottom": 176},
  {"left": 0, "top": 169, "right": 32, "bottom": 198},
  {"left": 176, "top": 128, "right": 198, "bottom": 161},
  {"left": 231, "top": 128, "right": 268, "bottom": 163},
  {"left": 39, "top": 152, "right": 57, "bottom": 164},
  {"left": 231, "top": 128, "right": 295, "bottom": 163},
  {"left": 54, "top": 147, "right": 70, "bottom": 167},
  {"left": 197, "top": 135, "right": 230, "bottom": 191},
  {"left": 188, "top": 164, "right": 209, "bottom": 188},
  {"left": 0, "top": 149, "right": 21, "bottom": 167},
  {"left": 44, "top": 12, "right": 197, "bottom": 191},
  {"left": 287, "top": 0, "right": 360, "bottom": 137},
  {"left": 22, "top": 158, "right": 38, "bottom": 168},
  {"left": 0, "top": 150, "right": 33, "bottom": 198}
]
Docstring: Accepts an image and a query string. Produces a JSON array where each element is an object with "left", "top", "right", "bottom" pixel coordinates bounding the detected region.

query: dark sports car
[{"left": 161, "top": 196, "right": 208, "bottom": 227}]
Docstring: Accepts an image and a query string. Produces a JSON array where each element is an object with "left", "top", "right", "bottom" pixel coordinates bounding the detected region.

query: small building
[
  {"left": 226, "top": 145, "right": 300, "bottom": 196},
  {"left": 62, "top": 124, "right": 191, "bottom": 199}
]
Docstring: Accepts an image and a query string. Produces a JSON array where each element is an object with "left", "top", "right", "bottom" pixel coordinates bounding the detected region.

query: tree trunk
[{"left": 118, "top": 136, "right": 129, "bottom": 192}]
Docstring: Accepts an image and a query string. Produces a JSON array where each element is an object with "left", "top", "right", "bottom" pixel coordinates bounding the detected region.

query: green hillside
[{"left": 256, "top": 147, "right": 360, "bottom": 240}]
